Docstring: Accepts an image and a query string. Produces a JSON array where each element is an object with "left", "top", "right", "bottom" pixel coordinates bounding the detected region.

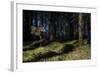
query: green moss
[
  {"left": 23, "top": 50, "right": 35, "bottom": 62},
  {"left": 47, "top": 42, "right": 64, "bottom": 53},
  {"left": 23, "top": 40, "right": 91, "bottom": 62},
  {"left": 33, "top": 47, "right": 49, "bottom": 56},
  {"left": 43, "top": 43, "right": 90, "bottom": 61}
]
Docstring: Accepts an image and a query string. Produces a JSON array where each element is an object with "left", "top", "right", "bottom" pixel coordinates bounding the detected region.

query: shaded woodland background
[
  {"left": 23, "top": 10, "right": 91, "bottom": 62},
  {"left": 23, "top": 10, "right": 91, "bottom": 43}
]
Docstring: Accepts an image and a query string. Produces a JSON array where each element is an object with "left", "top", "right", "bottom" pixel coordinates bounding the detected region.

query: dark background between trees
[{"left": 23, "top": 10, "right": 91, "bottom": 44}]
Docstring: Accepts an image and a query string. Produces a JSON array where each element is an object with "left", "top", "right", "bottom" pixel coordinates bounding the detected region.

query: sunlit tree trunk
[{"left": 78, "top": 13, "right": 84, "bottom": 45}]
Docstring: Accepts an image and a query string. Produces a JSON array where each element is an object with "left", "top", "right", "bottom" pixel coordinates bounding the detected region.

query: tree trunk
[{"left": 78, "top": 13, "right": 84, "bottom": 45}]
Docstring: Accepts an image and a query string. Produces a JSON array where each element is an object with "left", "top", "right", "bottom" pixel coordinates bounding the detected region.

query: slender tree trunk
[{"left": 78, "top": 13, "right": 84, "bottom": 45}]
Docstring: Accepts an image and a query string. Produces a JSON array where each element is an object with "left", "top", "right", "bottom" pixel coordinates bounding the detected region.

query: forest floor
[{"left": 23, "top": 40, "right": 91, "bottom": 62}]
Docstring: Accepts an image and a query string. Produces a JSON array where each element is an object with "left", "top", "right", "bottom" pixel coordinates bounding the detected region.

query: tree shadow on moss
[
  {"left": 23, "top": 44, "right": 75, "bottom": 62},
  {"left": 61, "top": 44, "right": 75, "bottom": 53}
]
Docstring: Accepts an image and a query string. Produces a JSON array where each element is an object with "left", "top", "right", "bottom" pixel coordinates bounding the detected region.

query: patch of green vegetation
[
  {"left": 23, "top": 50, "right": 35, "bottom": 62},
  {"left": 46, "top": 44, "right": 90, "bottom": 61},
  {"left": 23, "top": 40, "right": 91, "bottom": 62},
  {"left": 64, "top": 40, "right": 77, "bottom": 44},
  {"left": 33, "top": 47, "right": 49, "bottom": 55},
  {"left": 47, "top": 42, "right": 64, "bottom": 53}
]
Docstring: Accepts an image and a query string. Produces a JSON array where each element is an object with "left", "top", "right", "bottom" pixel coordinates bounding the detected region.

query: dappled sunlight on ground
[{"left": 23, "top": 40, "right": 91, "bottom": 62}]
